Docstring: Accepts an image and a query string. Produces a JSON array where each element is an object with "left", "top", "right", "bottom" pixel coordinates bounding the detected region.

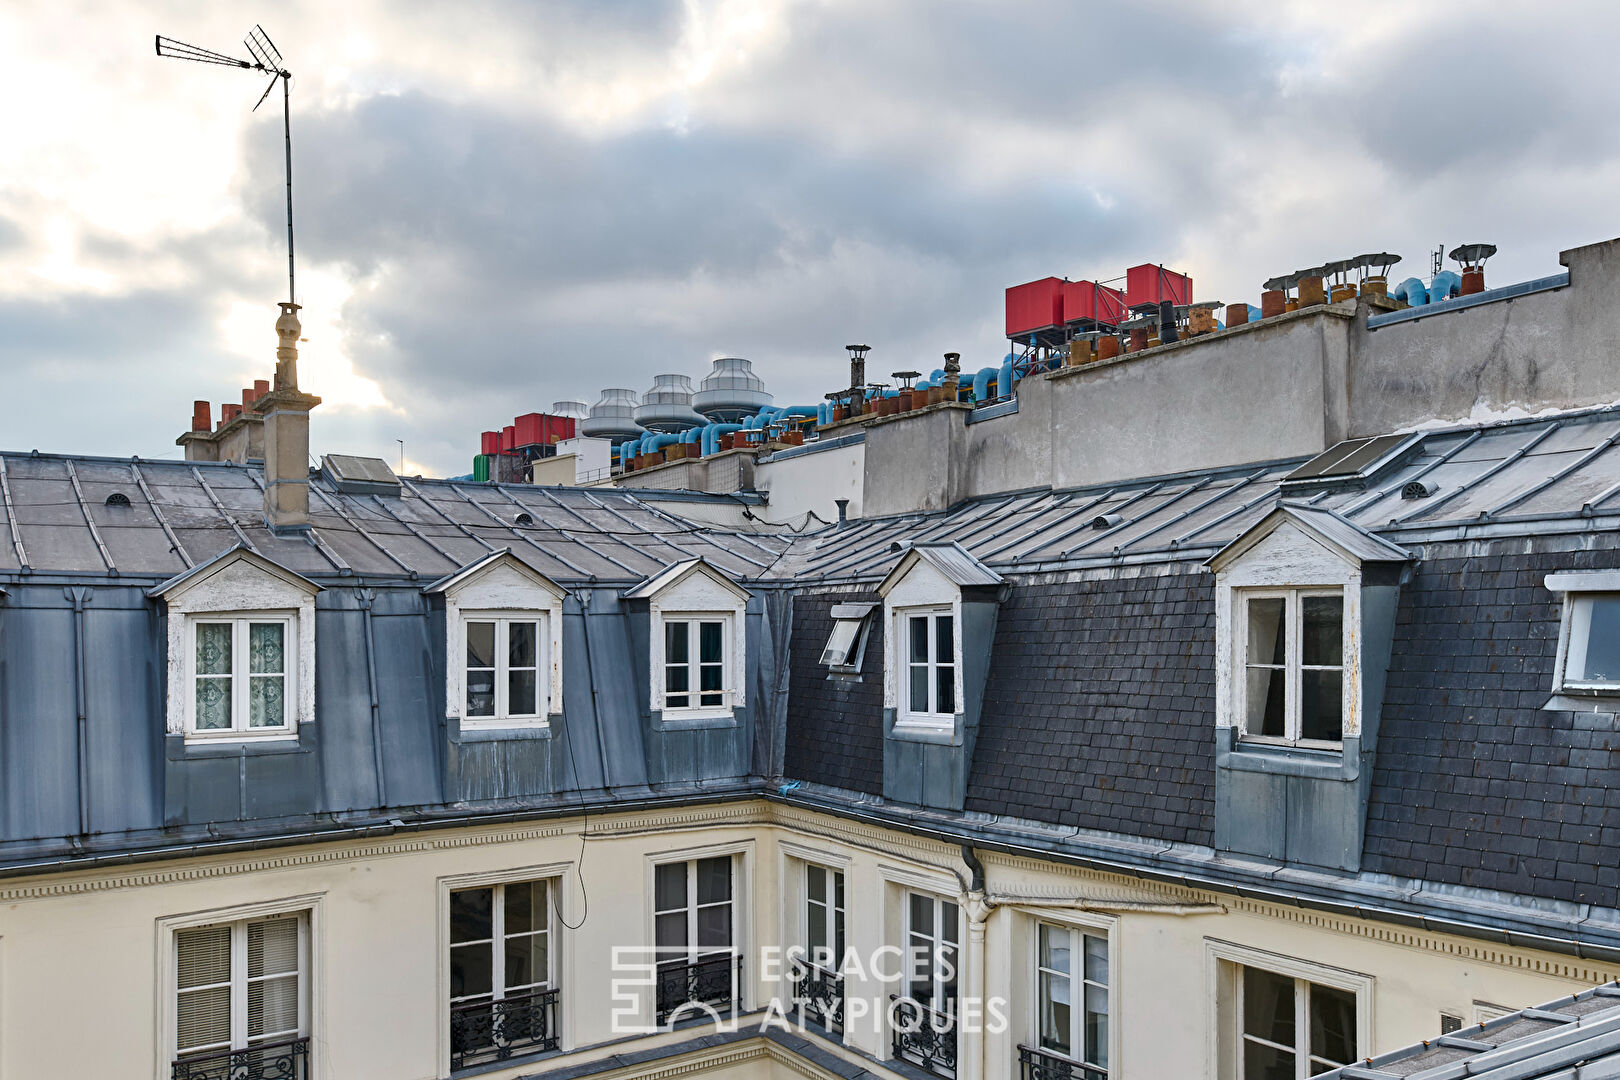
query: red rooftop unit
[
  {"left": 1063, "top": 280, "right": 1126, "bottom": 327},
  {"left": 1005, "top": 277, "right": 1067, "bottom": 338},
  {"left": 480, "top": 430, "right": 501, "bottom": 456},
  {"left": 513, "top": 412, "right": 576, "bottom": 448},
  {"left": 501, "top": 425, "right": 517, "bottom": 453},
  {"left": 1125, "top": 264, "right": 1192, "bottom": 309}
]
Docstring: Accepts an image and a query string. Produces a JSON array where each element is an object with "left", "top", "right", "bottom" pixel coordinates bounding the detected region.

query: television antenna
[{"left": 156, "top": 26, "right": 298, "bottom": 305}]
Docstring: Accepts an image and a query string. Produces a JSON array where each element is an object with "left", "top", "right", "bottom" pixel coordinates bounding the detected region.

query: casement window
[
  {"left": 1238, "top": 965, "right": 1357, "bottom": 1077},
  {"left": 1547, "top": 576, "right": 1620, "bottom": 695},
  {"left": 660, "top": 615, "right": 733, "bottom": 713},
  {"left": 173, "top": 913, "right": 308, "bottom": 1077},
  {"left": 449, "top": 879, "right": 558, "bottom": 1068},
  {"left": 1034, "top": 923, "right": 1109, "bottom": 1079},
  {"left": 821, "top": 605, "right": 875, "bottom": 675},
  {"left": 462, "top": 615, "right": 547, "bottom": 724},
  {"left": 805, "top": 864, "right": 846, "bottom": 970},
  {"left": 905, "top": 891, "right": 959, "bottom": 1011},
  {"left": 1239, "top": 588, "right": 1345, "bottom": 746},
  {"left": 902, "top": 609, "right": 957, "bottom": 721},
  {"left": 653, "top": 855, "right": 741, "bottom": 1022},
  {"left": 188, "top": 615, "right": 295, "bottom": 737}
]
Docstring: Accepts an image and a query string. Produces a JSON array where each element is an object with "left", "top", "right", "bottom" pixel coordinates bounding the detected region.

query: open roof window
[
  {"left": 1547, "top": 572, "right": 1620, "bottom": 698},
  {"left": 820, "top": 602, "right": 875, "bottom": 674}
]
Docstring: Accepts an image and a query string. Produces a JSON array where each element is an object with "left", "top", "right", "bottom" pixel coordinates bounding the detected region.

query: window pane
[
  {"left": 505, "top": 881, "right": 544, "bottom": 935},
  {"left": 696, "top": 856, "right": 731, "bottom": 904},
  {"left": 466, "top": 621, "right": 496, "bottom": 669},
  {"left": 1040, "top": 924, "right": 1070, "bottom": 974},
  {"left": 654, "top": 863, "right": 687, "bottom": 911},
  {"left": 509, "top": 621, "right": 537, "bottom": 668},
  {"left": 248, "top": 623, "right": 284, "bottom": 675},
  {"left": 509, "top": 669, "right": 537, "bottom": 715},
  {"left": 936, "top": 663, "right": 956, "bottom": 715},
  {"left": 1575, "top": 596, "right": 1620, "bottom": 683},
  {"left": 177, "top": 985, "right": 231, "bottom": 1053},
  {"left": 700, "top": 621, "right": 723, "bottom": 663},
  {"left": 655, "top": 911, "right": 687, "bottom": 951},
  {"left": 450, "top": 942, "right": 492, "bottom": 999},
  {"left": 1245, "top": 667, "right": 1286, "bottom": 738},
  {"left": 1084, "top": 934, "right": 1108, "bottom": 986},
  {"left": 466, "top": 668, "right": 495, "bottom": 717},
  {"left": 1310, "top": 984, "right": 1357, "bottom": 1067},
  {"left": 1242, "top": 967, "right": 1295, "bottom": 1044},
  {"left": 1301, "top": 669, "right": 1343, "bottom": 742},
  {"left": 450, "top": 888, "right": 494, "bottom": 943},
  {"left": 834, "top": 871, "right": 844, "bottom": 908},
  {"left": 696, "top": 904, "right": 732, "bottom": 950},
  {"left": 910, "top": 664, "right": 929, "bottom": 713},
  {"left": 178, "top": 925, "right": 232, "bottom": 989},
  {"left": 195, "top": 676, "right": 232, "bottom": 730},
  {"left": 248, "top": 973, "right": 299, "bottom": 1039},
  {"left": 1039, "top": 970, "right": 1072, "bottom": 1055},
  {"left": 248, "top": 918, "right": 299, "bottom": 977},
  {"left": 909, "top": 616, "right": 929, "bottom": 663},
  {"left": 807, "top": 865, "right": 825, "bottom": 903},
  {"left": 666, "top": 664, "right": 690, "bottom": 693},
  {"left": 196, "top": 623, "right": 232, "bottom": 675},
  {"left": 808, "top": 901, "right": 827, "bottom": 953},
  {"left": 939, "top": 900, "right": 958, "bottom": 944},
  {"left": 909, "top": 893, "right": 933, "bottom": 936},
  {"left": 1246, "top": 598, "right": 1286, "bottom": 666},
  {"left": 1302, "top": 595, "right": 1343, "bottom": 666},
  {"left": 506, "top": 932, "right": 548, "bottom": 991},
  {"left": 1243, "top": 1039, "right": 1294, "bottom": 1080},
  {"left": 935, "top": 615, "right": 953, "bottom": 665},
  {"left": 666, "top": 621, "right": 689, "bottom": 664},
  {"left": 821, "top": 620, "right": 860, "bottom": 665},
  {"left": 248, "top": 675, "right": 284, "bottom": 728},
  {"left": 1084, "top": 983, "right": 1108, "bottom": 1067},
  {"left": 700, "top": 663, "right": 724, "bottom": 693}
]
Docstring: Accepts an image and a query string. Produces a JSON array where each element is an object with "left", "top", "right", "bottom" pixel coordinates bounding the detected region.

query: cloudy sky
[{"left": 2, "top": 2, "right": 1616, "bottom": 476}]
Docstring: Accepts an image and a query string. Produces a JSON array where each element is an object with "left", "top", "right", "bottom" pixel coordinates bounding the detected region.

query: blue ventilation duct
[
  {"left": 1430, "top": 270, "right": 1462, "bottom": 302},
  {"left": 999, "top": 353, "right": 1015, "bottom": 396},
  {"left": 972, "top": 366, "right": 997, "bottom": 402},
  {"left": 703, "top": 423, "right": 743, "bottom": 456},
  {"left": 1390, "top": 277, "right": 1428, "bottom": 306}
]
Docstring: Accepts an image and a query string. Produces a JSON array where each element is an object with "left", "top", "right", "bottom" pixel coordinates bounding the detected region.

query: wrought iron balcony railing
[
  {"left": 450, "top": 987, "right": 560, "bottom": 1070},
  {"left": 890, "top": 995, "right": 957, "bottom": 1079},
  {"left": 1018, "top": 1044, "right": 1107, "bottom": 1080},
  {"left": 792, "top": 961, "right": 845, "bottom": 1033},
  {"left": 171, "top": 1035, "right": 309, "bottom": 1080},
  {"left": 656, "top": 953, "right": 746, "bottom": 1025}
]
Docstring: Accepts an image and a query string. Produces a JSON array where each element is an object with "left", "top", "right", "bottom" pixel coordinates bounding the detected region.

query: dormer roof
[
  {"left": 877, "top": 541, "right": 1003, "bottom": 597},
  {"left": 623, "top": 557, "right": 751, "bottom": 602},
  {"left": 422, "top": 547, "right": 566, "bottom": 598},
  {"left": 1205, "top": 502, "right": 1412, "bottom": 573},
  {"left": 147, "top": 543, "right": 322, "bottom": 600}
]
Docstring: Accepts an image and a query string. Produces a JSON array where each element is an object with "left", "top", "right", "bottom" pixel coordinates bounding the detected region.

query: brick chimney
[{"left": 252, "top": 302, "right": 321, "bottom": 531}]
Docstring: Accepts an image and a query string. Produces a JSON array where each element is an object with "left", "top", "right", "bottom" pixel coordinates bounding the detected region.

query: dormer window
[
  {"left": 1546, "top": 573, "right": 1620, "bottom": 697},
  {"left": 424, "top": 550, "right": 567, "bottom": 729},
  {"left": 1240, "top": 588, "right": 1344, "bottom": 746},
  {"left": 625, "top": 559, "right": 751, "bottom": 724},
  {"left": 904, "top": 609, "right": 956, "bottom": 720},
  {"left": 150, "top": 546, "right": 320, "bottom": 743}
]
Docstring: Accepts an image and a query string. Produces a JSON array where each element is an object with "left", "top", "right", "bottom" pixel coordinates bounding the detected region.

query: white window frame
[
  {"left": 459, "top": 612, "right": 550, "bottom": 727},
  {"left": 655, "top": 611, "right": 739, "bottom": 720},
  {"left": 1032, "top": 920, "right": 1111, "bottom": 1078},
  {"left": 653, "top": 853, "right": 737, "bottom": 964},
  {"left": 157, "top": 895, "right": 321, "bottom": 1080},
  {"left": 184, "top": 612, "right": 298, "bottom": 739},
  {"left": 893, "top": 606, "right": 959, "bottom": 734},
  {"left": 803, "top": 862, "right": 846, "bottom": 971},
  {"left": 1547, "top": 573, "right": 1620, "bottom": 696},
  {"left": 903, "top": 889, "right": 960, "bottom": 1010},
  {"left": 1204, "top": 939, "right": 1373, "bottom": 1080},
  {"left": 448, "top": 878, "right": 556, "bottom": 1008},
  {"left": 1235, "top": 587, "right": 1347, "bottom": 748}
]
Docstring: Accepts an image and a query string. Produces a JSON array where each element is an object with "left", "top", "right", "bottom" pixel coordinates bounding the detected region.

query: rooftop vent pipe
[
  {"left": 1449, "top": 243, "right": 1497, "bottom": 297},
  {"left": 846, "top": 344, "right": 870, "bottom": 395}
]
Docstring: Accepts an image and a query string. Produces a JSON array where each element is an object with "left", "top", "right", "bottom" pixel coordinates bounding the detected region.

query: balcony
[
  {"left": 450, "top": 987, "right": 560, "bottom": 1070},
  {"left": 793, "top": 961, "right": 845, "bottom": 1033},
  {"left": 1018, "top": 1044, "right": 1106, "bottom": 1080},
  {"left": 171, "top": 1036, "right": 309, "bottom": 1080},
  {"left": 656, "top": 954, "right": 746, "bottom": 1025},
  {"left": 890, "top": 996, "right": 956, "bottom": 1079}
]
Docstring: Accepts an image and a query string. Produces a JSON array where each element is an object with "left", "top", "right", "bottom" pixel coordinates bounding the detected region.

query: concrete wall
[
  {"left": 754, "top": 436, "right": 865, "bottom": 525},
  {"left": 1, "top": 801, "right": 1611, "bottom": 1080}
]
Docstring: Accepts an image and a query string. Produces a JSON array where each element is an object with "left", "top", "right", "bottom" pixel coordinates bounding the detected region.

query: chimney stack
[
  {"left": 941, "top": 352, "right": 961, "bottom": 399},
  {"left": 191, "top": 401, "right": 211, "bottom": 432},
  {"left": 253, "top": 302, "right": 321, "bottom": 531}
]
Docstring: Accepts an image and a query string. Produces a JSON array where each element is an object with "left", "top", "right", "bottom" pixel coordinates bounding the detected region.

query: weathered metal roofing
[
  {"left": 0, "top": 454, "right": 793, "bottom": 585},
  {"left": 420, "top": 548, "right": 565, "bottom": 596},
  {"left": 1317, "top": 981, "right": 1620, "bottom": 1079},
  {"left": 779, "top": 406, "right": 1620, "bottom": 582},
  {"left": 147, "top": 542, "right": 322, "bottom": 598},
  {"left": 1205, "top": 502, "right": 1413, "bottom": 572},
  {"left": 622, "top": 557, "right": 751, "bottom": 600},
  {"left": 877, "top": 541, "right": 1003, "bottom": 594}
]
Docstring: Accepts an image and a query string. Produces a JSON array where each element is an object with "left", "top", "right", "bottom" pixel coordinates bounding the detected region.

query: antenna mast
[{"left": 156, "top": 25, "right": 297, "bottom": 305}]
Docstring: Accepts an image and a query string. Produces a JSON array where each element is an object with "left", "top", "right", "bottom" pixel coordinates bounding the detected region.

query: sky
[{"left": 2, "top": 1, "right": 1617, "bottom": 477}]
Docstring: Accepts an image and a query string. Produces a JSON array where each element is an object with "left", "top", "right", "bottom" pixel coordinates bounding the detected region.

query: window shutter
[
  {"left": 247, "top": 917, "right": 301, "bottom": 1040},
  {"left": 176, "top": 925, "right": 232, "bottom": 1053}
]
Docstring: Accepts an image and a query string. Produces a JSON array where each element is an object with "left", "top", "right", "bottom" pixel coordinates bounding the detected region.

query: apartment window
[
  {"left": 654, "top": 856, "right": 740, "bottom": 1022},
  {"left": 821, "top": 606, "right": 874, "bottom": 675},
  {"left": 661, "top": 616, "right": 732, "bottom": 713},
  {"left": 449, "top": 879, "right": 558, "bottom": 1068},
  {"left": 1032, "top": 923, "right": 1109, "bottom": 1079},
  {"left": 188, "top": 616, "right": 295, "bottom": 737},
  {"left": 1561, "top": 593, "right": 1620, "bottom": 692},
  {"left": 462, "top": 615, "right": 547, "bottom": 724},
  {"left": 173, "top": 914, "right": 308, "bottom": 1079},
  {"left": 1239, "top": 966, "right": 1356, "bottom": 1078},
  {"left": 894, "top": 891, "right": 959, "bottom": 1078},
  {"left": 903, "top": 610, "right": 957, "bottom": 720},
  {"left": 1240, "top": 589, "right": 1344, "bottom": 746},
  {"left": 797, "top": 864, "right": 846, "bottom": 1032}
]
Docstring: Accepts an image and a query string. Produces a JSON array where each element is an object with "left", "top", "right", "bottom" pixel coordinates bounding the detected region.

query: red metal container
[
  {"left": 1005, "top": 277, "right": 1067, "bottom": 337},
  {"left": 1063, "top": 280, "right": 1127, "bottom": 327},
  {"left": 1125, "top": 264, "right": 1192, "bottom": 310},
  {"left": 481, "top": 431, "right": 501, "bottom": 456},
  {"left": 513, "top": 412, "right": 578, "bottom": 448},
  {"left": 501, "top": 425, "right": 516, "bottom": 452}
]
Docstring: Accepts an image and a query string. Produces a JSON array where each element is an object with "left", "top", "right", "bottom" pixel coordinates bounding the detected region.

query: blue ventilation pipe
[
  {"left": 999, "top": 353, "right": 1015, "bottom": 395},
  {"left": 1430, "top": 270, "right": 1462, "bottom": 302},
  {"left": 703, "top": 423, "right": 743, "bottom": 455},
  {"left": 972, "top": 366, "right": 997, "bottom": 402},
  {"left": 1246, "top": 304, "right": 1262, "bottom": 323},
  {"left": 1391, "top": 277, "right": 1429, "bottom": 306}
]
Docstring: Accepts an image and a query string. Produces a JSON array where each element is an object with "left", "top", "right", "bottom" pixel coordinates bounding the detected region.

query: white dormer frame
[
  {"left": 878, "top": 548, "right": 983, "bottom": 734},
  {"left": 1545, "top": 571, "right": 1620, "bottom": 697},
  {"left": 425, "top": 550, "right": 567, "bottom": 724},
  {"left": 627, "top": 560, "right": 750, "bottom": 722},
  {"left": 151, "top": 546, "right": 320, "bottom": 740},
  {"left": 1209, "top": 506, "right": 1407, "bottom": 748}
]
